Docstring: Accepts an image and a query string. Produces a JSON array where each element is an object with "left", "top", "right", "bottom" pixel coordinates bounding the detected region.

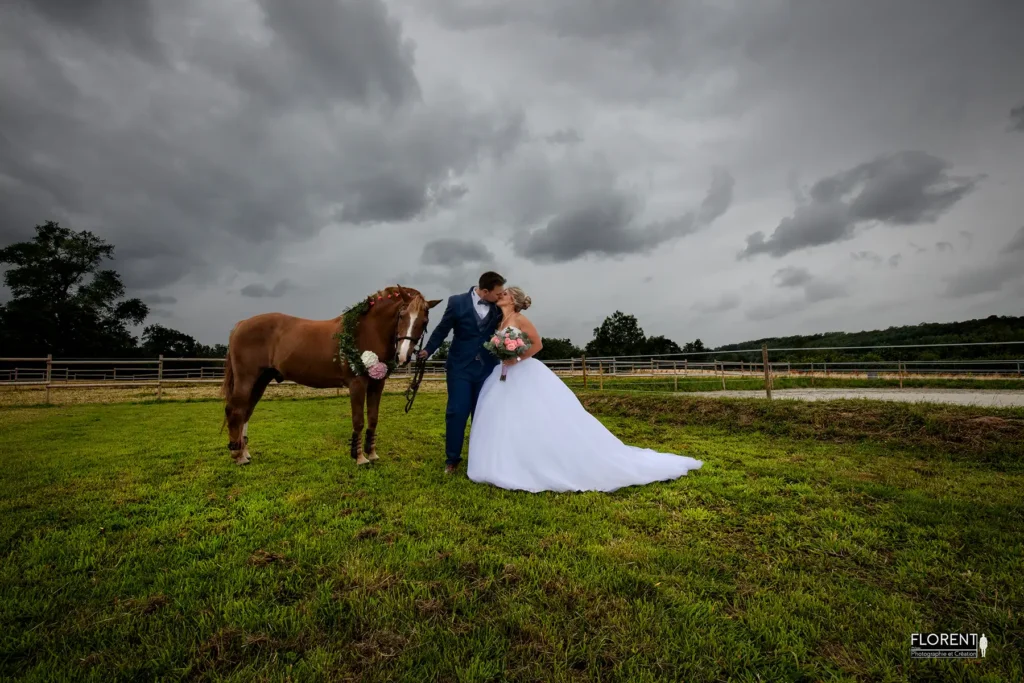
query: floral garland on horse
[{"left": 333, "top": 293, "right": 400, "bottom": 380}]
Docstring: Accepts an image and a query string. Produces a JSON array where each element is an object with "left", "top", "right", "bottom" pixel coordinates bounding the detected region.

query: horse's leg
[
  {"left": 240, "top": 370, "right": 274, "bottom": 464},
  {"left": 225, "top": 384, "right": 253, "bottom": 465},
  {"left": 350, "top": 380, "right": 370, "bottom": 466},
  {"left": 364, "top": 379, "right": 385, "bottom": 461}
]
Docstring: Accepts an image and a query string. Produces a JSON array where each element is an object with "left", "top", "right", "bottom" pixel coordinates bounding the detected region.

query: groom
[{"left": 418, "top": 271, "right": 506, "bottom": 473}]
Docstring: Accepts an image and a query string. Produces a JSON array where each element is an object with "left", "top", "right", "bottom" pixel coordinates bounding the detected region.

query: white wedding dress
[{"left": 467, "top": 358, "right": 703, "bottom": 492}]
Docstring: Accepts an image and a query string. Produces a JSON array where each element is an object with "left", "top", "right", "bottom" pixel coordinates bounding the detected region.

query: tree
[
  {"left": 0, "top": 221, "right": 149, "bottom": 356},
  {"left": 535, "top": 337, "right": 582, "bottom": 360},
  {"left": 432, "top": 340, "right": 451, "bottom": 361},
  {"left": 682, "top": 338, "right": 706, "bottom": 353},
  {"left": 643, "top": 335, "right": 682, "bottom": 356},
  {"left": 585, "top": 311, "right": 647, "bottom": 357},
  {"left": 142, "top": 324, "right": 203, "bottom": 358}
]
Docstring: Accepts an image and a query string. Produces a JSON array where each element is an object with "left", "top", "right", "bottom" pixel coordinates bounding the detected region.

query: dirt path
[{"left": 689, "top": 387, "right": 1024, "bottom": 407}]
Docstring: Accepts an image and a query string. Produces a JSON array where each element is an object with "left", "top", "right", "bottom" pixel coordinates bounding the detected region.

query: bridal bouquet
[{"left": 484, "top": 326, "right": 532, "bottom": 381}]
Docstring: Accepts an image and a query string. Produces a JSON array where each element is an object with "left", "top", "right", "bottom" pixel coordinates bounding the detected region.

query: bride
[{"left": 467, "top": 286, "right": 703, "bottom": 493}]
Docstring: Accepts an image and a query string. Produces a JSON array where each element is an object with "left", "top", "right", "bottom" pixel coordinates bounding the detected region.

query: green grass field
[
  {"left": 1, "top": 393, "right": 1022, "bottom": 681},
  {"left": 561, "top": 374, "right": 1024, "bottom": 394}
]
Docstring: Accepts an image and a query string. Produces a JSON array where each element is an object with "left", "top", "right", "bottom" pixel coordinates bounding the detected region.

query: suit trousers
[{"left": 444, "top": 361, "right": 493, "bottom": 466}]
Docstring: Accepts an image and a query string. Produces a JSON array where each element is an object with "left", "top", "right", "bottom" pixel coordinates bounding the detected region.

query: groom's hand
[{"left": 418, "top": 350, "right": 428, "bottom": 360}]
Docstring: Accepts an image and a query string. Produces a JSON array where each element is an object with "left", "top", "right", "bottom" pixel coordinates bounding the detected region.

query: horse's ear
[{"left": 427, "top": 299, "right": 442, "bottom": 309}]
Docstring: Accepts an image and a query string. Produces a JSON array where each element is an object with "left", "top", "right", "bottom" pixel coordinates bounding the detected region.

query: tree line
[
  {"left": 3, "top": 222, "right": 1021, "bottom": 361},
  {"left": 0, "top": 222, "right": 224, "bottom": 359}
]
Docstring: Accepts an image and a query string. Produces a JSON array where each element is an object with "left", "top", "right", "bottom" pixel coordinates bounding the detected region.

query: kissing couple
[{"left": 417, "top": 271, "right": 703, "bottom": 493}]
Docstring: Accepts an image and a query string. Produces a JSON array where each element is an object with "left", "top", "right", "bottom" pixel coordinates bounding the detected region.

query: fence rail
[{"left": 2, "top": 341, "right": 1023, "bottom": 403}]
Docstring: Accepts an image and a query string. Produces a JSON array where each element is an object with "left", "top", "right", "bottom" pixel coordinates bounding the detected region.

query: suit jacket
[{"left": 425, "top": 287, "right": 502, "bottom": 376}]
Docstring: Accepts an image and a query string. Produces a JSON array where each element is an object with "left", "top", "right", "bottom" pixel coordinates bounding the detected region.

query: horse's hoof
[
  {"left": 367, "top": 452, "right": 379, "bottom": 461},
  {"left": 355, "top": 454, "right": 370, "bottom": 465},
  {"left": 233, "top": 452, "right": 251, "bottom": 465}
]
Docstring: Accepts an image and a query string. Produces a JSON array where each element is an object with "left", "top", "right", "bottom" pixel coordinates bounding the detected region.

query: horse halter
[
  {"left": 392, "top": 303, "right": 430, "bottom": 413},
  {"left": 391, "top": 303, "right": 429, "bottom": 363}
]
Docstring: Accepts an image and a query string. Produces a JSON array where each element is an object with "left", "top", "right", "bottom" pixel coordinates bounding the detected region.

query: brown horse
[{"left": 220, "top": 285, "right": 440, "bottom": 466}]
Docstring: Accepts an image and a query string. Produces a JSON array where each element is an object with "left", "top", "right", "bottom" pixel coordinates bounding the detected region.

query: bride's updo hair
[{"left": 507, "top": 286, "right": 532, "bottom": 312}]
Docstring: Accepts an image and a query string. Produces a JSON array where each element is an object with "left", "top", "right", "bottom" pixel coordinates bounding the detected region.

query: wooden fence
[{"left": 2, "top": 344, "right": 1023, "bottom": 403}]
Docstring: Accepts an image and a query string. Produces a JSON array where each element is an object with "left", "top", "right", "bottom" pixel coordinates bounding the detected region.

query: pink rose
[
  {"left": 368, "top": 362, "right": 388, "bottom": 380},
  {"left": 491, "top": 336, "right": 501, "bottom": 346},
  {"left": 504, "top": 339, "right": 517, "bottom": 351},
  {"left": 514, "top": 338, "right": 526, "bottom": 348}
]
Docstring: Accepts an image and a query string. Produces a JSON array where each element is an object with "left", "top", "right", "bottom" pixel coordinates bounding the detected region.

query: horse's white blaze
[{"left": 398, "top": 314, "right": 417, "bottom": 364}]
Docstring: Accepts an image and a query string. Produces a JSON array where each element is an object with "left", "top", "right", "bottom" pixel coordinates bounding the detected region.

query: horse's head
[{"left": 393, "top": 285, "right": 441, "bottom": 366}]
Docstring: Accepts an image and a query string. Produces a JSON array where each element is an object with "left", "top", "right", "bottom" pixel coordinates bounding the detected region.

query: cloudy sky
[{"left": 2, "top": 0, "right": 1023, "bottom": 349}]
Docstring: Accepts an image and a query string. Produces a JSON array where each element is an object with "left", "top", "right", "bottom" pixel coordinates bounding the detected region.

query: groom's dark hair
[{"left": 478, "top": 271, "right": 506, "bottom": 291}]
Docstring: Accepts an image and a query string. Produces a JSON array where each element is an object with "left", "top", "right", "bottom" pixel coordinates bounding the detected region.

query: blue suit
[{"left": 424, "top": 287, "right": 501, "bottom": 467}]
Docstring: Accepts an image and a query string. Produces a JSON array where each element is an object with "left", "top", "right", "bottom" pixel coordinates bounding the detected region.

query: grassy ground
[
  {"left": 562, "top": 375, "right": 1024, "bottom": 393},
  {"left": 1, "top": 393, "right": 1022, "bottom": 681}
]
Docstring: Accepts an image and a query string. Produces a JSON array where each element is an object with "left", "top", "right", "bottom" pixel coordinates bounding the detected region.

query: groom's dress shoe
[{"left": 445, "top": 464, "right": 457, "bottom": 474}]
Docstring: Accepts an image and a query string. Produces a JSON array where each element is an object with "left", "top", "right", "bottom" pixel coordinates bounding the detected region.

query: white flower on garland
[{"left": 360, "top": 350, "right": 379, "bottom": 368}]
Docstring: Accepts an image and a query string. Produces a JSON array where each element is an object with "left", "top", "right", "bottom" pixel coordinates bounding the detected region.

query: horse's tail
[
  {"left": 221, "top": 351, "right": 234, "bottom": 400},
  {"left": 219, "top": 333, "right": 235, "bottom": 434}
]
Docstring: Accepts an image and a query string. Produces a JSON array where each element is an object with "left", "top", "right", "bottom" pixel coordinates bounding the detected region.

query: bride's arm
[{"left": 506, "top": 315, "right": 543, "bottom": 364}]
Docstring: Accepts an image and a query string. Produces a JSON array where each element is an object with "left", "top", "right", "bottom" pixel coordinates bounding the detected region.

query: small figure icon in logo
[{"left": 980, "top": 634, "right": 988, "bottom": 657}]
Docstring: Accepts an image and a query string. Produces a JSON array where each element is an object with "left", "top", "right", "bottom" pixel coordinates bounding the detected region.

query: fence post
[
  {"left": 45, "top": 354, "right": 52, "bottom": 404},
  {"left": 157, "top": 354, "right": 164, "bottom": 400},
  {"left": 1017, "top": 362, "right": 1020, "bottom": 378},
  {"left": 899, "top": 361, "right": 904, "bottom": 389},
  {"left": 719, "top": 361, "right": 726, "bottom": 390},
  {"left": 599, "top": 362, "right": 604, "bottom": 390},
  {"left": 761, "top": 345, "right": 772, "bottom": 400},
  {"left": 582, "top": 354, "right": 588, "bottom": 389}
]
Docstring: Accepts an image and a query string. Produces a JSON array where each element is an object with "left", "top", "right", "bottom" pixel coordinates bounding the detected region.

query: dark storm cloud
[
  {"left": 513, "top": 169, "right": 734, "bottom": 263},
  {"left": 252, "top": 0, "right": 421, "bottom": 108},
  {"left": 773, "top": 266, "right": 812, "bottom": 288},
  {"left": 1006, "top": 227, "right": 1024, "bottom": 253},
  {"left": 747, "top": 268, "right": 848, "bottom": 321},
  {"left": 851, "top": 251, "right": 882, "bottom": 265},
  {"left": 691, "top": 292, "right": 740, "bottom": 314},
  {"left": 0, "top": 0, "right": 526, "bottom": 290},
  {"left": 942, "top": 228, "right": 1024, "bottom": 298},
  {"left": 240, "top": 279, "right": 296, "bottom": 298},
  {"left": 421, "top": 238, "right": 495, "bottom": 266},
  {"left": 739, "top": 151, "right": 982, "bottom": 259},
  {"left": 546, "top": 129, "right": 583, "bottom": 145},
  {"left": 26, "top": 0, "right": 164, "bottom": 62},
  {"left": 143, "top": 294, "right": 178, "bottom": 305},
  {"left": 942, "top": 261, "right": 1022, "bottom": 299},
  {"left": 1011, "top": 104, "right": 1024, "bottom": 132}
]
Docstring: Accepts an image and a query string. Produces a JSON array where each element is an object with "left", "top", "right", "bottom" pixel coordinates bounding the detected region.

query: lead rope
[{"left": 404, "top": 325, "right": 428, "bottom": 413}]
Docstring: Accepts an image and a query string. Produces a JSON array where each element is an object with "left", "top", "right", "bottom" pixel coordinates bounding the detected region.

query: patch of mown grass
[
  {"left": 0, "top": 394, "right": 1021, "bottom": 682},
  {"left": 564, "top": 375, "right": 1024, "bottom": 393},
  {"left": 579, "top": 393, "right": 1024, "bottom": 469}
]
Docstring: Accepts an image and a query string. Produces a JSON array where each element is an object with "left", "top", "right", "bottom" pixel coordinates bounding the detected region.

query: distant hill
[{"left": 712, "top": 314, "right": 1024, "bottom": 362}]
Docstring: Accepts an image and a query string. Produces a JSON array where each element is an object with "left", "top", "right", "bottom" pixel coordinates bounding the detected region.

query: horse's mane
[{"left": 337, "top": 286, "right": 421, "bottom": 319}]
